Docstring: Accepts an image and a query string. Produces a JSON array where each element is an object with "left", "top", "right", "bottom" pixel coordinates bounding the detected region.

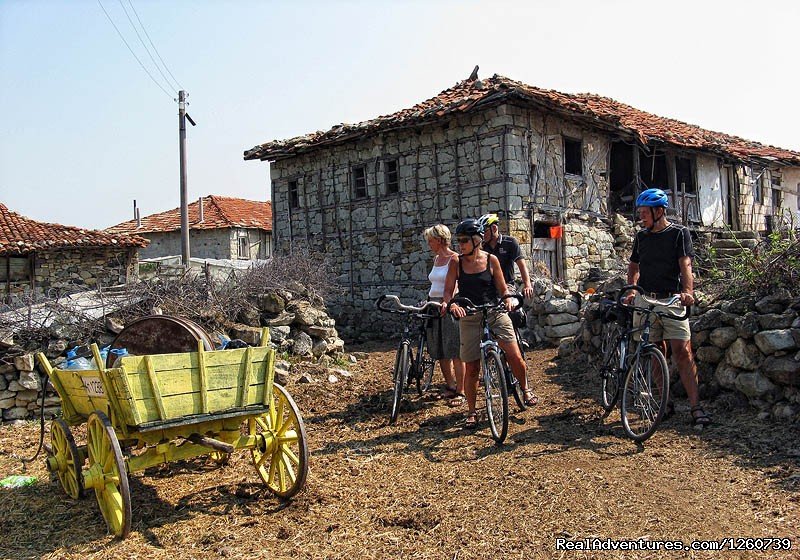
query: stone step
[
  {"left": 720, "top": 230, "right": 759, "bottom": 240},
  {"left": 713, "top": 247, "right": 753, "bottom": 258},
  {"left": 712, "top": 238, "right": 759, "bottom": 250}
]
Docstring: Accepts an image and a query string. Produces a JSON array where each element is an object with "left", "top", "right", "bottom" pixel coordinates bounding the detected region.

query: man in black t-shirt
[
  {"left": 627, "top": 188, "right": 710, "bottom": 426},
  {"left": 479, "top": 214, "right": 534, "bottom": 299}
]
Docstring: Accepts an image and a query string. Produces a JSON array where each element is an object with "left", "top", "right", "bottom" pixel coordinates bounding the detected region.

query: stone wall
[{"left": 32, "top": 247, "right": 138, "bottom": 297}]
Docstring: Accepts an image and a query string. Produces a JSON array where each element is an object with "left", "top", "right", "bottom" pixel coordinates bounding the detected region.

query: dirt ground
[{"left": 1, "top": 342, "right": 798, "bottom": 560}]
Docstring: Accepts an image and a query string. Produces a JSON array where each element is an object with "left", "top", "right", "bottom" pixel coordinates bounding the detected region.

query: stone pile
[
  {"left": 522, "top": 280, "right": 584, "bottom": 347},
  {"left": 0, "top": 344, "right": 62, "bottom": 422},
  {"left": 228, "top": 289, "right": 346, "bottom": 361},
  {"left": 691, "top": 289, "right": 799, "bottom": 419}
]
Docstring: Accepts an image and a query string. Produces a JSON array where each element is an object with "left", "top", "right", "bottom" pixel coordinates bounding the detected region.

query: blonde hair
[{"left": 423, "top": 224, "right": 452, "bottom": 243}]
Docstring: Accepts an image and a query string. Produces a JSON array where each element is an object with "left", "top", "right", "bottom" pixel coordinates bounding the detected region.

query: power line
[
  {"left": 120, "top": 0, "right": 182, "bottom": 93},
  {"left": 97, "top": 0, "right": 173, "bottom": 99},
  {"left": 127, "top": 0, "right": 184, "bottom": 92}
]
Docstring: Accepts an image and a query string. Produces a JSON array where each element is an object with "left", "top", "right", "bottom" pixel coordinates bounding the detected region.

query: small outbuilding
[{"left": 0, "top": 203, "right": 147, "bottom": 302}]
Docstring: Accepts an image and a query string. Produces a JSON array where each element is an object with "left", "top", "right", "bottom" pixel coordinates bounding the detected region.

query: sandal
[
  {"left": 523, "top": 389, "right": 539, "bottom": 407},
  {"left": 441, "top": 386, "right": 459, "bottom": 399},
  {"left": 463, "top": 412, "right": 478, "bottom": 429},
  {"left": 691, "top": 405, "right": 712, "bottom": 426},
  {"left": 448, "top": 393, "right": 466, "bottom": 407}
]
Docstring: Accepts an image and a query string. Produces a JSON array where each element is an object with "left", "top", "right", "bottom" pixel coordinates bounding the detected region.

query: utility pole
[{"left": 178, "top": 90, "right": 196, "bottom": 266}]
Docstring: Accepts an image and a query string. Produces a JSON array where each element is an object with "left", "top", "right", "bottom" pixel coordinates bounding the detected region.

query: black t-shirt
[
  {"left": 630, "top": 223, "right": 694, "bottom": 294},
  {"left": 484, "top": 235, "right": 522, "bottom": 284}
]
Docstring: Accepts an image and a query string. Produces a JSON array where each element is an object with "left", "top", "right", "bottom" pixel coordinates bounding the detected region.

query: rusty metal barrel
[{"left": 107, "top": 315, "right": 215, "bottom": 367}]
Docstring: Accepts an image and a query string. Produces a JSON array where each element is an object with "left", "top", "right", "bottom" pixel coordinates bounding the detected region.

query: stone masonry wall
[{"left": 32, "top": 247, "right": 138, "bottom": 297}]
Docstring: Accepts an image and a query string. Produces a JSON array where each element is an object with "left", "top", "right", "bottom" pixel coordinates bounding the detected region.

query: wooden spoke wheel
[
  {"left": 49, "top": 418, "right": 84, "bottom": 499},
  {"left": 248, "top": 383, "right": 308, "bottom": 498},
  {"left": 85, "top": 411, "right": 131, "bottom": 538}
]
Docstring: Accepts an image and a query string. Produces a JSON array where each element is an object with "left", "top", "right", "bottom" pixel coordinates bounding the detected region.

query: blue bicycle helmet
[{"left": 636, "top": 188, "right": 669, "bottom": 208}]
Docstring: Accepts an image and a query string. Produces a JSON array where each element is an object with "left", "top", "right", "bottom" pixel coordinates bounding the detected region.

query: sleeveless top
[
  {"left": 458, "top": 257, "right": 497, "bottom": 305},
  {"left": 428, "top": 255, "right": 453, "bottom": 298}
]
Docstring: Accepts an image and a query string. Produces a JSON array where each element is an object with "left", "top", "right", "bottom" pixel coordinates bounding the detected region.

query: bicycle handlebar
[
  {"left": 375, "top": 294, "right": 442, "bottom": 316},
  {"left": 447, "top": 293, "right": 524, "bottom": 316},
  {"left": 616, "top": 284, "right": 689, "bottom": 320}
]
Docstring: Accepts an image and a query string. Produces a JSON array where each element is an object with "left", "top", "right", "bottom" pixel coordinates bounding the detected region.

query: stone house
[
  {"left": 0, "top": 203, "right": 147, "bottom": 302},
  {"left": 107, "top": 195, "right": 273, "bottom": 261},
  {"left": 243, "top": 72, "right": 800, "bottom": 332}
]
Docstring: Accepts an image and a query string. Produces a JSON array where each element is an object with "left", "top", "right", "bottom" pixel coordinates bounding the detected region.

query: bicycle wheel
[
  {"left": 390, "top": 341, "right": 411, "bottom": 424},
  {"left": 508, "top": 364, "right": 530, "bottom": 411},
  {"left": 600, "top": 323, "right": 623, "bottom": 413},
  {"left": 621, "top": 346, "right": 670, "bottom": 442},
  {"left": 509, "top": 328, "right": 530, "bottom": 411},
  {"left": 484, "top": 349, "right": 509, "bottom": 445},
  {"left": 416, "top": 334, "right": 436, "bottom": 395}
]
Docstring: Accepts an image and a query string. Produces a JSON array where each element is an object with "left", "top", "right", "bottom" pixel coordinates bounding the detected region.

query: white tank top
[{"left": 428, "top": 256, "right": 452, "bottom": 298}]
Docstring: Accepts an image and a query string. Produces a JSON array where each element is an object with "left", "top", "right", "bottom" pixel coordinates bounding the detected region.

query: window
[
  {"left": 563, "top": 137, "right": 583, "bottom": 176},
  {"left": 237, "top": 235, "right": 249, "bottom": 259},
  {"left": 752, "top": 168, "right": 764, "bottom": 204},
  {"left": 675, "top": 156, "right": 696, "bottom": 193},
  {"left": 0, "top": 256, "right": 32, "bottom": 291},
  {"left": 288, "top": 180, "right": 299, "bottom": 209},
  {"left": 384, "top": 159, "right": 399, "bottom": 194},
  {"left": 352, "top": 165, "right": 367, "bottom": 199},
  {"left": 772, "top": 188, "right": 782, "bottom": 213}
]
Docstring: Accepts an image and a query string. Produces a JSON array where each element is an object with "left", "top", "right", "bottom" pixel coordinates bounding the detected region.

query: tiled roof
[
  {"left": 0, "top": 203, "right": 148, "bottom": 256},
  {"left": 105, "top": 195, "right": 272, "bottom": 235},
  {"left": 244, "top": 74, "right": 800, "bottom": 166}
]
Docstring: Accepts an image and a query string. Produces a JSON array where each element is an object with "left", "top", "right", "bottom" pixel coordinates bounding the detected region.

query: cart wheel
[
  {"left": 208, "top": 451, "right": 231, "bottom": 466},
  {"left": 248, "top": 383, "right": 308, "bottom": 498},
  {"left": 49, "top": 418, "right": 84, "bottom": 499},
  {"left": 86, "top": 411, "right": 131, "bottom": 538}
]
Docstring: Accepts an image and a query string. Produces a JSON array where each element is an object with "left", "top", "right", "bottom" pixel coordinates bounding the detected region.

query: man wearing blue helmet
[{"left": 627, "top": 188, "right": 711, "bottom": 426}]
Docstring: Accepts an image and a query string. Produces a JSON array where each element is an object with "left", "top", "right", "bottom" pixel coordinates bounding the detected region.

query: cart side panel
[
  {"left": 115, "top": 347, "right": 275, "bottom": 425},
  {"left": 50, "top": 369, "right": 111, "bottom": 424}
]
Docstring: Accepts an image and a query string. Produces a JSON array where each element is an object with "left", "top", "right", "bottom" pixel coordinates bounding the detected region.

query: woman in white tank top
[{"left": 423, "top": 224, "right": 465, "bottom": 406}]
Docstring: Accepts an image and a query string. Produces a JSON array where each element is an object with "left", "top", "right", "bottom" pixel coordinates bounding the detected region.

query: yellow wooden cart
[{"left": 36, "top": 328, "right": 308, "bottom": 538}]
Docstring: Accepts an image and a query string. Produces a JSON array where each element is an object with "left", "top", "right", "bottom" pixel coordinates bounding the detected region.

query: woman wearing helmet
[
  {"left": 441, "top": 219, "right": 534, "bottom": 428},
  {"left": 628, "top": 188, "right": 710, "bottom": 426}
]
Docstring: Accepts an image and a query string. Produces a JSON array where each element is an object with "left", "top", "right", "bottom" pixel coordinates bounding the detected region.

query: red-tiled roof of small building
[
  {"left": 244, "top": 74, "right": 800, "bottom": 166},
  {"left": 105, "top": 195, "right": 272, "bottom": 235},
  {"left": 0, "top": 203, "right": 148, "bottom": 256}
]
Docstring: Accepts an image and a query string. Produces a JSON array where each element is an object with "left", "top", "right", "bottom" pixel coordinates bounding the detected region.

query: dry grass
[{"left": 1, "top": 343, "right": 798, "bottom": 559}]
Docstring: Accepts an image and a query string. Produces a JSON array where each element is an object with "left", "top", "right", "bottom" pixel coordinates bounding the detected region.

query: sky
[{"left": 1, "top": 0, "right": 799, "bottom": 231}]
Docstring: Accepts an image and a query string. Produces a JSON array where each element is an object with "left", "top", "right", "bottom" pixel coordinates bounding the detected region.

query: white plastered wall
[{"left": 696, "top": 155, "right": 724, "bottom": 227}]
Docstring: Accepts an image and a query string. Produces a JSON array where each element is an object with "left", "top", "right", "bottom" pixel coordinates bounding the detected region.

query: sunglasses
[{"left": 456, "top": 237, "right": 472, "bottom": 244}]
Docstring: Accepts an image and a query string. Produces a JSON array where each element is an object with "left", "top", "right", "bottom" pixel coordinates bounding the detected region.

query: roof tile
[
  {"left": 0, "top": 203, "right": 148, "bottom": 256},
  {"left": 244, "top": 74, "right": 800, "bottom": 166},
  {"left": 106, "top": 195, "right": 272, "bottom": 235}
]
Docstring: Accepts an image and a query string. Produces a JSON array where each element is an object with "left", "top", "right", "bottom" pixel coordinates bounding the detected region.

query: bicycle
[
  {"left": 376, "top": 295, "right": 439, "bottom": 424},
  {"left": 596, "top": 284, "right": 688, "bottom": 442},
  {"left": 447, "top": 294, "right": 524, "bottom": 445}
]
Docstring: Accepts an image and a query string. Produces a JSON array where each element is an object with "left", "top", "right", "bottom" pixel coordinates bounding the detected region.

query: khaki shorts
[
  {"left": 633, "top": 293, "right": 690, "bottom": 342},
  {"left": 459, "top": 309, "right": 516, "bottom": 363}
]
